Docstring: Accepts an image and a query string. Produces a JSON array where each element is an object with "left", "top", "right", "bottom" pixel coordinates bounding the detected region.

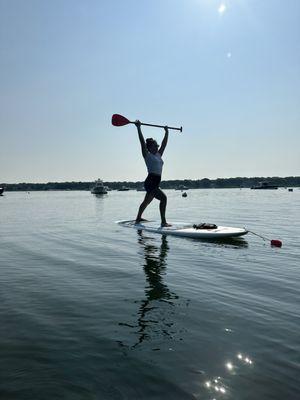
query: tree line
[{"left": 1, "top": 176, "right": 299, "bottom": 191}]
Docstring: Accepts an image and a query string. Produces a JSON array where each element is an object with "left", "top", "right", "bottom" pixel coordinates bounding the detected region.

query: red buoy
[{"left": 271, "top": 239, "right": 282, "bottom": 248}]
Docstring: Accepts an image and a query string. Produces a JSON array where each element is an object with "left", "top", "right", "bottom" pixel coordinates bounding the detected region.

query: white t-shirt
[{"left": 145, "top": 152, "right": 164, "bottom": 175}]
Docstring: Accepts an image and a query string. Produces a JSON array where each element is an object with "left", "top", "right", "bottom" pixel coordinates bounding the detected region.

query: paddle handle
[{"left": 132, "top": 121, "right": 182, "bottom": 132}]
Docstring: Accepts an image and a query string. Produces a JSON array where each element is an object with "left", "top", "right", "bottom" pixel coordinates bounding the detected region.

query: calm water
[{"left": 0, "top": 189, "right": 299, "bottom": 399}]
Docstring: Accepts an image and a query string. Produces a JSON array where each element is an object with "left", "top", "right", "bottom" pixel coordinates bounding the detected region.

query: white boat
[
  {"left": 118, "top": 186, "right": 130, "bottom": 191},
  {"left": 251, "top": 181, "right": 278, "bottom": 190},
  {"left": 91, "top": 179, "right": 108, "bottom": 195},
  {"left": 175, "top": 185, "right": 189, "bottom": 191}
]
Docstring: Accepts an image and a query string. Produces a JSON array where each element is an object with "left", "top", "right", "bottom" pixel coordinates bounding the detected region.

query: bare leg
[
  {"left": 135, "top": 192, "right": 155, "bottom": 223},
  {"left": 153, "top": 188, "right": 171, "bottom": 227}
]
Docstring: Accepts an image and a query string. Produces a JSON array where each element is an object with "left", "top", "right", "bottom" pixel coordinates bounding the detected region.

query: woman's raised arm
[
  {"left": 158, "top": 126, "right": 169, "bottom": 156},
  {"left": 135, "top": 120, "right": 147, "bottom": 158}
]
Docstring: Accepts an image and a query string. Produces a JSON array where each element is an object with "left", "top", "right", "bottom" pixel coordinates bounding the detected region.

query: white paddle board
[{"left": 117, "top": 220, "right": 248, "bottom": 239}]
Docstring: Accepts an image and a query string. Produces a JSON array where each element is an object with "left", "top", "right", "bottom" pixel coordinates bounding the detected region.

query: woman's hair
[{"left": 146, "top": 138, "right": 157, "bottom": 150}]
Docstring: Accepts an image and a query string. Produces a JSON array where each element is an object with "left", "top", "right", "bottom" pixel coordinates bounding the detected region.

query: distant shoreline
[{"left": 1, "top": 176, "right": 299, "bottom": 191}]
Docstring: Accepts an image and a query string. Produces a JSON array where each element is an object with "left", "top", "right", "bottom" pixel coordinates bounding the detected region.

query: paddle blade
[{"left": 111, "top": 114, "right": 131, "bottom": 127}]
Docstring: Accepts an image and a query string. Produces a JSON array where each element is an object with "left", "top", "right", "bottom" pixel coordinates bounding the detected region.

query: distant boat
[
  {"left": 118, "top": 186, "right": 130, "bottom": 191},
  {"left": 251, "top": 181, "right": 278, "bottom": 190},
  {"left": 175, "top": 185, "right": 189, "bottom": 191},
  {"left": 182, "top": 192, "right": 187, "bottom": 197},
  {"left": 91, "top": 179, "right": 108, "bottom": 195},
  {"left": 0, "top": 187, "right": 4, "bottom": 196}
]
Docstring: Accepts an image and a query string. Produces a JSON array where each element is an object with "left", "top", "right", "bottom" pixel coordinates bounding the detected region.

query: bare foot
[
  {"left": 135, "top": 218, "right": 148, "bottom": 224},
  {"left": 161, "top": 222, "right": 172, "bottom": 227}
]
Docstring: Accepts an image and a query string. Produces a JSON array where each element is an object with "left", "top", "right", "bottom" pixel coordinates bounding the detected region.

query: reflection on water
[
  {"left": 203, "top": 236, "right": 249, "bottom": 248},
  {"left": 134, "top": 232, "right": 178, "bottom": 347},
  {"left": 119, "top": 232, "right": 178, "bottom": 349},
  {"left": 138, "top": 231, "right": 176, "bottom": 303}
]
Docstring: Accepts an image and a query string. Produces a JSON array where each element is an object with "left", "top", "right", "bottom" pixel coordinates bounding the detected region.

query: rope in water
[{"left": 248, "top": 230, "right": 282, "bottom": 247}]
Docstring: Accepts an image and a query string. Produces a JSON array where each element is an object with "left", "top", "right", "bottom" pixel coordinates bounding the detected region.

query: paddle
[{"left": 111, "top": 114, "right": 182, "bottom": 132}]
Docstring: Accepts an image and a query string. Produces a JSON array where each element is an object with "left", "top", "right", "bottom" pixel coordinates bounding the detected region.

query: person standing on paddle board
[{"left": 135, "top": 120, "right": 171, "bottom": 227}]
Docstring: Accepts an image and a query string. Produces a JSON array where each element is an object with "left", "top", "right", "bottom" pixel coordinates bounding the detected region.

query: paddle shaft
[{"left": 131, "top": 121, "right": 182, "bottom": 132}]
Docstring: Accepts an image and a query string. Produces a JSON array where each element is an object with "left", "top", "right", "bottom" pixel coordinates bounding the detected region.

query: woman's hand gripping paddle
[{"left": 111, "top": 114, "right": 182, "bottom": 132}]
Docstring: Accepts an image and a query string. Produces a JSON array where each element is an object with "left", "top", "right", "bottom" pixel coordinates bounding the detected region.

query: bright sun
[{"left": 218, "top": 3, "right": 227, "bottom": 14}]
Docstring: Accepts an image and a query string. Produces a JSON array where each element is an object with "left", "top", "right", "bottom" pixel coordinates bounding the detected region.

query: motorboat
[
  {"left": 118, "top": 186, "right": 130, "bottom": 191},
  {"left": 251, "top": 181, "right": 278, "bottom": 190},
  {"left": 91, "top": 179, "right": 108, "bottom": 195},
  {"left": 0, "top": 187, "right": 4, "bottom": 196},
  {"left": 175, "top": 185, "right": 189, "bottom": 191}
]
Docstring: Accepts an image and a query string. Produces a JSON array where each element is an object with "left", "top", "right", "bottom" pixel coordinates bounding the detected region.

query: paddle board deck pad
[{"left": 117, "top": 220, "right": 248, "bottom": 239}]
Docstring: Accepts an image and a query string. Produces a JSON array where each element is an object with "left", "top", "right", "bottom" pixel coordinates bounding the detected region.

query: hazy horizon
[
  {"left": 1, "top": 174, "right": 299, "bottom": 185},
  {"left": 1, "top": 0, "right": 299, "bottom": 182}
]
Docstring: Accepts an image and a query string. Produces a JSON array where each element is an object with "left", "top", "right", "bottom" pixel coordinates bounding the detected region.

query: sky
[{"left": 1, "top": 0, "right": 299, "bottom": 183}]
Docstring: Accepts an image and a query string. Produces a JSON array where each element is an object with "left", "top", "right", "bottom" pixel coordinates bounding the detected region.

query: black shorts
[{"left": 144, "top": 173, "right": 161, "bottom": 193}]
